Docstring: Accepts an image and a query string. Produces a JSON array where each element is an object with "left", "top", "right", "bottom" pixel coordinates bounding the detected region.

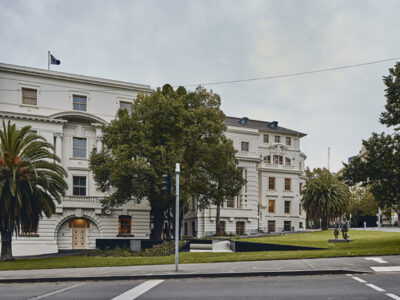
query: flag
[{"left": 50, "top": 54, "right": 61, "bottom": 65}]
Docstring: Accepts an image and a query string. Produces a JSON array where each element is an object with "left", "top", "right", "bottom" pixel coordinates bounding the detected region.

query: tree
[
  {"left": 197, "top": 139, "right": 245, "bottom": 235},
  {"left": 341, "top": 62, "right": 400, "bottom": 221},
  {"left": 301, "top": 168, "right": 350, "bottom": 229},
  {"left": 90, "top": 85, "right": 244, "bottom": 240},
  {"left": 0, "top": 121, "right": 67, "bottom": 261},
  {"left": 346, "top": 186, "right": 378, "bottom": 227}
]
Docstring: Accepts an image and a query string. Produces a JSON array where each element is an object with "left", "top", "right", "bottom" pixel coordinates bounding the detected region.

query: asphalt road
[{"left": 1, "top": 273, "right": 400, "bottom": 300}]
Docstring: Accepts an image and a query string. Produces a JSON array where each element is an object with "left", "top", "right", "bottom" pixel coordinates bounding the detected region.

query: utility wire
[
  {"left": 176, "top": 57, "right": 400, "bottom": 87},
  {"left": 0, "top": 57, "right": 399, "bottom": 92}
]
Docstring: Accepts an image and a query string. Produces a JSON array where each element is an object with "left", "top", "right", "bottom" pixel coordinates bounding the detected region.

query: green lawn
[{"left": 1, "top": 230, "right": 399, "bottom": 271}]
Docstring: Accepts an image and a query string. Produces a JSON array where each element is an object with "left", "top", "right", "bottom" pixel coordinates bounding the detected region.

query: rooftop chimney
[{"left": 269, "top": 121, "right": 278, "bottom": 129}]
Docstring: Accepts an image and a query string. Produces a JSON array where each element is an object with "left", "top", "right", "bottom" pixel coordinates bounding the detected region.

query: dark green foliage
[
  {"left": 0, "top": 121, "right": 68, "bottom": 261},
  {"left": 380, "top": 62, "right": 400, "bottom": 128},
  {"left": 342, "top": 62, "right": 400, "bottom": 218},
  {"left": 90, "top": 85, "right": 244, "bottom": 240},
  {"left": 302, "top": 168, "right": 350, "bottom": 229}
]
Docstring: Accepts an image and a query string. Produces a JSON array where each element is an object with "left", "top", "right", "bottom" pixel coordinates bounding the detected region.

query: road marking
[
  {"left": 387, "top": 293, "right": 400, "bottom": 300},
  {"left": 111, "top": 280, "right": 164, "bottom": 300},
  {"left": 366, "top": 283, "right": 386, "bottom": 292},
  {"left": 371, "top": 266, "right": 400, "bottom": 272},
  {"left": 365, "top": 257, "right": 388, "bottom": 264},
  {"left": 352, "top": 277, "right": 366, "bottom": 283},
  {"left": 28, "top": 283, "right": 87, "bottom": 300}
]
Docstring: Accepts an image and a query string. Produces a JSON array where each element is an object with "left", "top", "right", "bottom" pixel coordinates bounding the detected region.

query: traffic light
[{"left": 162, "top": 173, "right": 172, "bottom": 195}]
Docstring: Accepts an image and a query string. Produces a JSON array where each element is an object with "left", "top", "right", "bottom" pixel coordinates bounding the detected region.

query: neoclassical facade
[
  {"left": 184, "top": 117, "right": 307, "bottom": 237},
  {"left": 0, "top": 63, "right": 152, "bottom": 256},
  {"left": 1, "top": 63, "right": 308, "bottom": 255}
]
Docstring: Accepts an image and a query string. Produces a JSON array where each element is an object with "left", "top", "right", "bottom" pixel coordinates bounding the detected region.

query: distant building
[{"left": 184, "top": 117, "right": 307, "bottom": 236}]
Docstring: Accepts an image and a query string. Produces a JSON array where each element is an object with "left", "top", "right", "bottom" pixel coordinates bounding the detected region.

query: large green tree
[
  {"left": 341, "top": 62, "right": 400, "bottom": 220},
  {"left": 0, "top": 121, "right": 67, "bottom": 261},
  {"left": 301, "top": 168, "right": 350, "bottom": 229},
  {"left": 90, "top": 85, "right": 244, "bottom": 240},
  {"left": 198, "top": 138, "right": 245, "bottom": 235}
]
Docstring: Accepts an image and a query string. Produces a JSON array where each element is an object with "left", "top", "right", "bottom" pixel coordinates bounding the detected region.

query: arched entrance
[
  {"left": 70, "top": 219, "right": 90, "bottom": 249},
  {"left": 56, "top": 217, "right": 101, "bottom": 250}
]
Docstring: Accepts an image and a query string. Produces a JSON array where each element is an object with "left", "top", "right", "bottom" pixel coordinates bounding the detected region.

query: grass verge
[{"left": 1, "top": 230, "right": 398, "bottom": 271}]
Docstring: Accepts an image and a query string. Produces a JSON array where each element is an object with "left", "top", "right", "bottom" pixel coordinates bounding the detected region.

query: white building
[
  {"left": 184, "top": 117, "right": 307, "bottom": 237},
  {"left": 0, "top": 63, "right": 308, "bottom": 255},
  {"left": 0, "top": 63, "right": 152, "bottom": 256}
]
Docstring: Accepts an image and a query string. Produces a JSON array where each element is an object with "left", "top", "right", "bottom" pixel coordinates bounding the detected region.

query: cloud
[{"left": 1, "top": 0, "right": 400, "bottom": 171}]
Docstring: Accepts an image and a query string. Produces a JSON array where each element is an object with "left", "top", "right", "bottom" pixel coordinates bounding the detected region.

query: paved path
[{"left": 1, "top": 255, "right": 399, "bottom": 283}]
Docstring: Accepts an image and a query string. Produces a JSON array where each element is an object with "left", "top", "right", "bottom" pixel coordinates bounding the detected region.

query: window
[
  {"left": 22, "top": 88, "right": 37, "bottom": 106},
  {"left": 236, "top": 221, "right": 245, "bottom": 235},
  {"left": 284, "top": 201, "right": 291, "bottom": 214},
  {"left": 73, "top": 137, "right": 87, "bottom": 158},
  {"left": 120, "top": 101, "right": 132, "bottom": 114},
  {"left": 73, "top": 176, "right": 86, "bottom": 196},
  {"left": 226, "top": 196, "right": 234, "bottom": 208},
  {"left": 274, "top": 135, "right": 280, "bottom": 143},
  {"left": 285, "top": 157, "right": 291, "bottom": 165},
  {"left": 299, "top": 182, "right": 303, "bottom": 192},
  {"left": 268, "top": 177, "right": 275, "bottom": 190},
  {"left": 285, "top": 178, "right": 291, "bottom": 191},
  {"left": 268, "top": 220, "right": 275, "bottom": 233},
  {"left": 118, "top": 216, "right": 131, "bottom": 235},
  {"left": 273, "top": 155, "right": 283, "bottom": 165},
  {"left": 73, "top": 95, "right": 87, "bottom": 111},
  {"left": 299, "top": 204, "right": 302, "bottom": 215},
  {"left": 264, "top": 156, "right": 271, "bottom": 164},
  {"left": 286, "top": 137, "right": 291, "bottom": 146},
  {"left": 299, "top": 222, "right": 303, "bottom": 229},
  {"left": 191, "top": 221, "right": 196, "bottom": 237},
  {"left": 219, "top": 221, "right": 226, "bottom": 234},
  {"left": 284, "top": 221, "right": 291, "bottom": 231},
  {"left": 184, "top": 222, "right": 188, "bottom": 236},
  {"left": 299, "top": 162, "right": 302, "bottom": 170},
  {"left": 268, "top": 200, "right": 275, "bottom": 213},
  {"left": 241, "top": 141, "right": 249, "bottom": 152},
  {"left": 20, "top": 225, "right": 38, "bottom": 237},
  {"left": 263, "top": 134, "right": 269, "bottom": 143}
]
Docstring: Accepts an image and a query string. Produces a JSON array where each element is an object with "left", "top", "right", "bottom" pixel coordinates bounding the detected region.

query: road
[{"left": 1, "top": 273, "right": 400, "bottom": 300}]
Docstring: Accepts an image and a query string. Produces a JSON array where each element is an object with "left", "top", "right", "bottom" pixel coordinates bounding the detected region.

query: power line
[
  {"left": 176, "top": 57, "right": 400, "bottom": 87},
  {"left": 0, "top": 57, "right": 399, "bottom": 93}
]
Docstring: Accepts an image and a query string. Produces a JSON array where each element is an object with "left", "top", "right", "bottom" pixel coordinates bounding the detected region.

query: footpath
[{"left": 1, "top": 255, "right": 397, "bottom": 283}]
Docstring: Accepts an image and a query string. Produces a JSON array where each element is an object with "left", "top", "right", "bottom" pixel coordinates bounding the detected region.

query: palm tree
[
  {"left": 0, "top": 121, "right": 67, "bottom": 261},
  {"left": 301, "top": 168, "right": 350, "bottom": 230}
]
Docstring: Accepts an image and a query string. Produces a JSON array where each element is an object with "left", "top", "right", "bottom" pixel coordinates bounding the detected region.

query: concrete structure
[
  {"left": 184, "top": 117, "right": 307, "bottom": 237},
  {"left": 0, "top": 63, "right": 152, "bottom": 256}
]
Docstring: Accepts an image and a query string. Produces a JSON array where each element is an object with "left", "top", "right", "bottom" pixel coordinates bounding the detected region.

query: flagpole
[{"left": 48, "top": 51, "right": 50, "bottom": 70}]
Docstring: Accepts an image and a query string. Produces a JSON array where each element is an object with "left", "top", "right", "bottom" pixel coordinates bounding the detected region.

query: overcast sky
[{"left": 1, "top": 0, "right": 399, "bottom": 172}]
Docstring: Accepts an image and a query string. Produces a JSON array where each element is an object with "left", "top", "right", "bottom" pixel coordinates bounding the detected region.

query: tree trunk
[
  {"left": 151, "top": 208, "right": 165, "bottom": 242},
  {"left": 216, "top": 203, "right": 221, "bottom": 235},
  {"left": 321, "top": 216, "right": 328, "bottom": 230},
  {"left": 1, "top": 230, "right": 14, "bottom": 261}
]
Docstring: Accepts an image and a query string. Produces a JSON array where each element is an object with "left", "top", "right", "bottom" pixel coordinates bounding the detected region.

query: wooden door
[{"left": 72, "top": 227, "right": 87, "bottom": 249}]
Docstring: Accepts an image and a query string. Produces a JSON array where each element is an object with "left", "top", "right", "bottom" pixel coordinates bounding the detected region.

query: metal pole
[
  {"left": 328, "top": 147, "right": 330, "bottom": 171},
  {"left": 175, "top": 163, "right": 180, "bottom": 272}
]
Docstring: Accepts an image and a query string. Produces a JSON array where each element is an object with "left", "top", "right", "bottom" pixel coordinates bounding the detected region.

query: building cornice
[
  {"left": 0, "top": 63, "right": 153, "bottom": 93},
  {"left": 0, "top": 111, "right": 66, "bottom": 124}
]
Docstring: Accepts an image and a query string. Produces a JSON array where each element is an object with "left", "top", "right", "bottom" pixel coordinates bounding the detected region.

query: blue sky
[{"left": 1, "top": 0, "right": 400, "bottom": 172}]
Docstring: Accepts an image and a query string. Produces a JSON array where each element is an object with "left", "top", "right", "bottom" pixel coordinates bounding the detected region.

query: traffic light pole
[{"left": 175, "top": 163, "right": 180, "bottom": 272}]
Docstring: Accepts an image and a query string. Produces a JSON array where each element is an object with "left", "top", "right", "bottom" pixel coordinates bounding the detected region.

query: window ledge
[
  {"left": 20, "top": 104, "right": 38, "bottom": 108},
  {"left": 70, "top": 157, "right": 88, "bottom": 161},
  {"left": 116, "top": 234, "right": 134, "bottom": 237},
  {"left": 18, "top": 234, "right": 40, "bottom": 237}
]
